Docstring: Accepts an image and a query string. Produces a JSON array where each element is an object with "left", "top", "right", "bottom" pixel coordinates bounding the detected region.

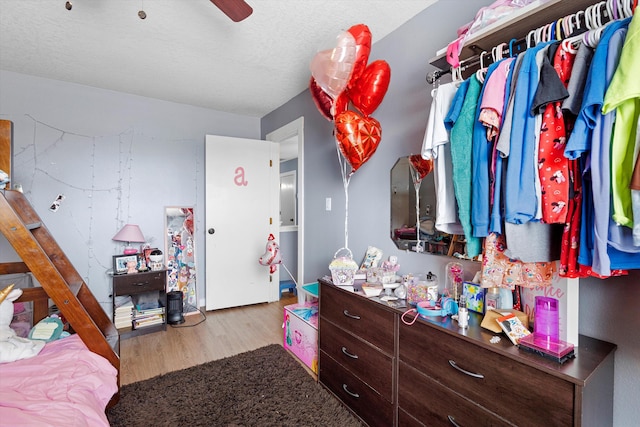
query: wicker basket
[{"left": 328, "top": 248, "right": 359, "bottom": 287}]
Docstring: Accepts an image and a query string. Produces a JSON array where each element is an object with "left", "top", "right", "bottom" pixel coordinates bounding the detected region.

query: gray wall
[
  {"left": 0, "top": 69, "right": 260, "bottom": 311},
  {"left": 261, "top": 1, "right": 640, "bottom": 425}
]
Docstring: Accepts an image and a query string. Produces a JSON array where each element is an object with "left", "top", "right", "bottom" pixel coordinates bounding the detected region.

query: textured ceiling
[{"left": 0, "top": 0, "right": 437, "bottom": 117}]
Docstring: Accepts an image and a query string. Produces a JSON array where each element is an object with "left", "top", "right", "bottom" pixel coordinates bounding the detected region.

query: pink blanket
[{"left": 0, "top": 334, "right": 117, "bottom": 426}]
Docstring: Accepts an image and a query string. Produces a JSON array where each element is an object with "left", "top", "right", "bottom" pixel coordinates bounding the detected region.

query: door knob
[{"left": 208, "top": 228, "right": 215, "bottom": 235}]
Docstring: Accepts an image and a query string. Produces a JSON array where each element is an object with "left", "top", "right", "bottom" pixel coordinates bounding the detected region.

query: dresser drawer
[
  {"left": 319, "top": 350, "right": 394, "bottom": 427},
  {"left": 320, "top": 317, "right": 393, "bottom": 402},
  {"left": 399, "top": 362, "right": 514, "bottom": 427},
  {"left": 399, "top": 320, "right": 574, "bottom": 426},
  {"left": 320, "top": 282, "right": 394, "bottom": 353},
  {"left": 113, "top": 271, "right": 166, "bottom": 295}
]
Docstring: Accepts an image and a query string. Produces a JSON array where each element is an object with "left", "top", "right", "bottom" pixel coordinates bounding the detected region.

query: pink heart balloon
[{"left": 310, "top": 31, "right": 356, "bottom": 99}]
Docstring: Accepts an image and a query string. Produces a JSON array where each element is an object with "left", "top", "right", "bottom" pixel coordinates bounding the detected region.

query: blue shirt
[
  {"left": 471, "top": 61, "right": 500, "bottom": 238},
  {"left": 504, "top": 41, "right": 552, "bottom": 224}
]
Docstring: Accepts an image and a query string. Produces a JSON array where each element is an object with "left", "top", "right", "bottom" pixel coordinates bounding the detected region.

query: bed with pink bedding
[{"left": 0, "top": 334, "right": 118, "bottom": 426}]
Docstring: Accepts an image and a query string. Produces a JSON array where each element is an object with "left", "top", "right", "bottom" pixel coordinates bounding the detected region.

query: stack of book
[
  {"left": 114, "top": 296, "right": 134, "bottom": 330},
  {"left": 132, "top": 293, "right": 165, "bottom": 329}
]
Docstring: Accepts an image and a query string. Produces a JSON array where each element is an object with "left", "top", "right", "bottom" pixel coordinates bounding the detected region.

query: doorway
[{"left": 266, "top": 117, "right": 304, "bottom": 295}]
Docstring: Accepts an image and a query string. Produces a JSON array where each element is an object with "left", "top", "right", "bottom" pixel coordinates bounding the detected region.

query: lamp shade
[{"left": 112, "top": 224, "right": 145, "bottom": 254}]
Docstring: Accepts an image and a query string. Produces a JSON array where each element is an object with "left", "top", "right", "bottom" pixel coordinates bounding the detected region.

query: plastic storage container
[
  {"left": 534, "top": 296, "right": 560, "bottom": 342},
  {"left": 407, "top": 271, "right": 438, "bottom": 306}
]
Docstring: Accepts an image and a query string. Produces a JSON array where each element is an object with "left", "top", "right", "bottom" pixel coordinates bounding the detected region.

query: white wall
[{"left": 0, "top": 69, "right": 260, "bottom": 313}]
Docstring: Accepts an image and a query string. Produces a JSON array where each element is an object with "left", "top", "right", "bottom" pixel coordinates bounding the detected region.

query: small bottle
[
  {"left": 458, "top": 295, "right": 469, "bottom": 329},
  {"left": 485, "top": 287, "right": 501, "bottom": 311}
]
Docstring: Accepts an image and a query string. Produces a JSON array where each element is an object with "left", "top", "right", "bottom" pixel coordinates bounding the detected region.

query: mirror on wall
[
  {"left": 390, "top": 156, "right": 466, "bottom": 257},
  {"left": 280, "top": 170, "right": 297, "bottom": 228}
]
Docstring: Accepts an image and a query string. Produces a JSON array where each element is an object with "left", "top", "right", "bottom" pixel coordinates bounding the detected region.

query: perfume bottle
[
  {"left": 485, "top": 287, "right": 501, "bottom": 311},
  {"left": 458, "top": 295, "right": 469, "bottom": 329}
]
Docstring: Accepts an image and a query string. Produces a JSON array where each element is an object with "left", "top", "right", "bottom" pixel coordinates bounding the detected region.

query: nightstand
[{"left": 112, "top": 269, "right": 167, "bottom": 339}]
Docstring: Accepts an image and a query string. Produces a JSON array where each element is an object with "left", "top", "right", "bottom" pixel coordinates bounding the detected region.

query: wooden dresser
[{"left": 318, "top": 279, "right": 616, "bottom": 427}]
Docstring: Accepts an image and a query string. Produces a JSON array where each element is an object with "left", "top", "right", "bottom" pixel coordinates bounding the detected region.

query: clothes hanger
[
  {"left": 592, "top": 3, "right": 603, "bottom": 28},
  {"left": 575, "top": 10, "right": 585, "bottom": 32},
  {"left": 555, "top": 18, "right": 564, "bottom": 40},
  {"left": 508, "top": 38, "right": 519, "bottom": 57},
  {"left": 492, "top": 42, "right": 507, "bottom": 63},
  {"left": 622, "top": 0, "right": 633, "bottom": 17},
  {"left": 585, "top": 5, "right": 594, "bottom": 29},
  {"left": 527, "top": 29, "right": 536, "bottom": 48},
  {"left": 606, "top": 0, "right": 617, "bottom": 21},
  {"left": 562, "top": 14, "right": 573, "bottom": 37},
  {"left": 475, "top": 51, "right": 488, "bottom": 83}
]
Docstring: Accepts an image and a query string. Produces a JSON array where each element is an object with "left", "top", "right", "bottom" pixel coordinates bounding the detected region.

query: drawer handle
[
  {"left": 341, "top": 346, "right": 358, "bottom": 359},
  {"left": 343, "top": 310, "right": 361, "bottom": 320},
  {"left": 134, "top": 281, "right": 150, "bottom": 286},
  {"left": 342, "top": 384, "right": 360, "bottom": 398},
  {"left": 448, "top": 359, "right": 484, "bottom": 379},
  {"left": 447, "top": 415, "right": 461, "bottom": 427}
]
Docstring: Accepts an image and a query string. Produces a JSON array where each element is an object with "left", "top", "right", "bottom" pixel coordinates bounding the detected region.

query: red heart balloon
[
  {"left": 334, "top": 111, "right": 382, "bottom": 174},
  {"left": 348, "top": 60, "right": 391, "bottom": 117},
  {"left": 309, "top": 77, "right": 333, "bottom": 121},
  {"left": 409, "top": 154, "right": 434, "bottom": 182},
  {"left": 331, "top": 90, "right": 349, "bottom": 119},
  {"left": 347, "top": 24, "right": 372, "bottom": 90}
]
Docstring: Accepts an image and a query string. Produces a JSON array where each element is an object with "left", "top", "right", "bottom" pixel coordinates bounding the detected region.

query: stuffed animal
[{"left": 0, "top": 284, "right": 45, "bottom": 363}]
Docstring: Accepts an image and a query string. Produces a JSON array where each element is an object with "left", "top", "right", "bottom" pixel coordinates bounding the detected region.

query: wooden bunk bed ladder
[{"left": 0, "top": 189, "right": 120, "bottom": 401}]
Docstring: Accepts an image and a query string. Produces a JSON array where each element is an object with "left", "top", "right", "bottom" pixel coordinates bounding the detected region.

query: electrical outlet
[{"left": 325, "top": 198, "right": 331, "bottom": 211}]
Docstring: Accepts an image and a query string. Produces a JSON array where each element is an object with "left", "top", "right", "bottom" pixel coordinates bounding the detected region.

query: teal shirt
[{"left": 448, "top": 75, "right": 483, "bottom": 258}]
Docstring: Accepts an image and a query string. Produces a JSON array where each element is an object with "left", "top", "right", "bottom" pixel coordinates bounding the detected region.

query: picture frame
[
  {"left": 113, "top": 254, "right": 138, "bottom": 275},
  {"left": 463, "top": 282, "right": 485, "bottom": 314}
]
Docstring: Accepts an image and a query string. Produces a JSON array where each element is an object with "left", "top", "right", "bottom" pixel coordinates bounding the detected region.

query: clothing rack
[{"left": 426, "top": 0, "right": 635, "bottom": 84}]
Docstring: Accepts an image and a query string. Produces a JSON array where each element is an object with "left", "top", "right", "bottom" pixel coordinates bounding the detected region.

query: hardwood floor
[{"left": 119, "top": 292, "right": 299, "bottom": 385}]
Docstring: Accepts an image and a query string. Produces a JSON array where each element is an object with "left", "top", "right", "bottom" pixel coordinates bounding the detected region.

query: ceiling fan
[{"left": 210, "top": 0, "right": 253, "bottom": 22}]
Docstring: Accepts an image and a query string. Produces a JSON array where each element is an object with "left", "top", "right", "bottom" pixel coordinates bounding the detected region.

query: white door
[{"left": 205, "top": 135, "right": 280, "bottom": 310}]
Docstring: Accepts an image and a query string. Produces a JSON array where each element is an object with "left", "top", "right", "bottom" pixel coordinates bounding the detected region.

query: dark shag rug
[{"left": 107, "top": 344, "right": 364, "bottom": 427}]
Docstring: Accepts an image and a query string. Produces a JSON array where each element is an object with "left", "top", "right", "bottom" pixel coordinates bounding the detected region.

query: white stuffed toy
[{"left": 0, "top": 284, "right": 45, "bottom": 364}]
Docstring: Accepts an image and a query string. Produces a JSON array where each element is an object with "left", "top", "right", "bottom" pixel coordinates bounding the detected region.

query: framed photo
[
  {"left": 113, "top": 254, "right": 138, "bottom": 275},
  {"left": 463, "top": 282, "right": 485, "bottom": 314}
]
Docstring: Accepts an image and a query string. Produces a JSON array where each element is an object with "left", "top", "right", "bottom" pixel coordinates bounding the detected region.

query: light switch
[{"left": 325, "top": 198, "right": 331, "bottom": 211}]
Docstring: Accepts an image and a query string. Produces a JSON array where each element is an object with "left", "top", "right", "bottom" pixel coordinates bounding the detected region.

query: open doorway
[{"left": 266, "top": 117, "right": 304, "bottom": 298}]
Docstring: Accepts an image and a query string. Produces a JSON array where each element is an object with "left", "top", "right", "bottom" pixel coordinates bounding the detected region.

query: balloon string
[
  {"left": 335, "top": 137, "right": 352, "bottom": 249},
  {"left": 410, "top": 166, "right": 422, "bottom": 251},
  {"left": 280, "top": 262, "right": 298, "bottom": 287}
]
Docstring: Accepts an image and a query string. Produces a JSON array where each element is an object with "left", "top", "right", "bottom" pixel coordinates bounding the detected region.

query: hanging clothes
[
  {"left": 534, "top": 42, "right": 575, "bottom": 224},
  {"left": 503, "top": 41, "right": 553, "bottom": 224},
  {"left": 603, "top": 10, "right": 640, "bottom": 228},
  {"left": 423, "top": 6, "right": 640, "bottom": 278},
  {"left": 476, "top": 58, "right": 515, "bottom": 236},
  {"left": 471, "top": 61, "right": 501, "bottom": 239},
  {"left": 480, "top": 233, "right": 556, "bottom": 289},
  {"left": 421, "top": 82, "right": 464, "bottom": 235},
  {"left": 567, "top": 18, "right": 633, "bottom": 276},
  {"left": 445, "top": 77, "right": 483, "bottom": 258}
]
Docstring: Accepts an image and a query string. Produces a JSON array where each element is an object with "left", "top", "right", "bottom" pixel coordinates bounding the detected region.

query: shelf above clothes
[{"left": 428, "top": 0, "right": 606, "bottom": 73}]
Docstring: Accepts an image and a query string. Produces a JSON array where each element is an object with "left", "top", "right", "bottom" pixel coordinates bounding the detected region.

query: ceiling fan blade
[{"left": 210, "top": 0, "right": 253, "bottom": 22}]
